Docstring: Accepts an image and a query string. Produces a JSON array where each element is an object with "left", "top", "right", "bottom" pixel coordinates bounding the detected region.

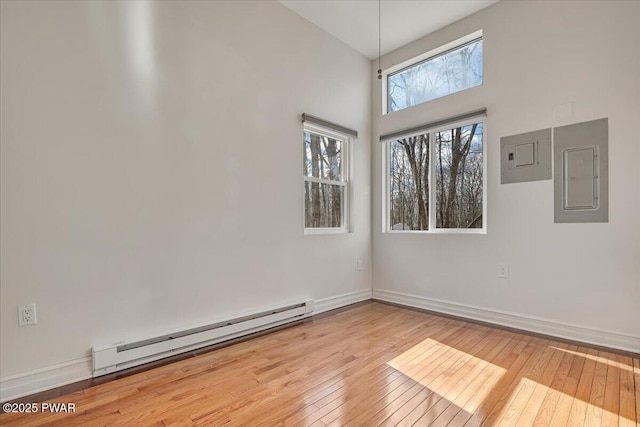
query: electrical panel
[
  {"left": 554, "top": 118, "right": 608, "bottom": 223},
  {"left": 501, "top": 128, "right": 552, "bottom": 184}
]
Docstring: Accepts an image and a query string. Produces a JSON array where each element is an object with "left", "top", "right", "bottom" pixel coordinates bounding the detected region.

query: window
[
  {"left": 386, "top": 121, "right": 485, "bottom": 232},
  {"left": 386, "top": 33, "right": 483, "bottom": 113},
  {"left": 304, "top": 125, "right": 349, "bottom": 233}
]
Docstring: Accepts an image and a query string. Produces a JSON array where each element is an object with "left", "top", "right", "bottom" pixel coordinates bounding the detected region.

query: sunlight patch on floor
[{"left": 385, "top": 338, "right": 507, "bottom": 414}]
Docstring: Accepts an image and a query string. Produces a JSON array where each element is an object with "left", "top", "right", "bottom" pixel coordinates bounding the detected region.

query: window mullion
[
  {"left": 385, "top": 142, "right": 390, "bottom": 232},
  {"left": 429, "top": 130, "right": 436, "bottom": 231}
]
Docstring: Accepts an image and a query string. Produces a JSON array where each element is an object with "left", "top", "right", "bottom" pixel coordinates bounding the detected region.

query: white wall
[
  {"left": 372, "top": 0, "right": 639, "bottom": 346},
  {"left": 0, "top": 0, "right": 371, "bottom": 385}
]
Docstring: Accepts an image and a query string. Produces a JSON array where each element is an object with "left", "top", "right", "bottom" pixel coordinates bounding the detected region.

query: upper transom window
[{"left": 385, "top": 32, "right": 483, "bottom": 114}]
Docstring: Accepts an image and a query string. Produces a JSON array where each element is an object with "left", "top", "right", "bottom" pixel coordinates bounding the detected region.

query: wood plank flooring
[{"left": 1, "top": 302, "right": 638, "bottom": 426}]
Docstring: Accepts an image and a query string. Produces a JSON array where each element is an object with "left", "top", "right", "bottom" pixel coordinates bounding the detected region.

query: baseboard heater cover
[{"left": 92, "top": 300, "right": 314, "bottom": 377}]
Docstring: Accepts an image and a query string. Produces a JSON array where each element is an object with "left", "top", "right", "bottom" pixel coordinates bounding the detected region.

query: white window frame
[
  {"left": 303, "top": 123, "right": 350, "bottom": 235},
  {"left": 382, "top": 30, "right": 483, "bottom": 115},
  {"left": 383, "top": 116, "right": 487, "bottom": 234}
]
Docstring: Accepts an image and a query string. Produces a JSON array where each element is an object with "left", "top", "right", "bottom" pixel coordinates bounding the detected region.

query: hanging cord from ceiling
[{"left": 377, "top": 0, "right": 382, "bottom": 79}]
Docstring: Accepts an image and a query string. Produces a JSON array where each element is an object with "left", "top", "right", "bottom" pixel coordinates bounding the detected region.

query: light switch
[{"left": 515, "top": 142, "right": 535, "bottom": 167}]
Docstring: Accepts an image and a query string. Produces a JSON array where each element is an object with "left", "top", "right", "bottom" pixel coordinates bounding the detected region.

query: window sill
[
  {"left": 304, "top": 228, "right": 349, "bottom": 235},
  {"left": 384, "top": 228, "right": 486, "bottom": 235}
]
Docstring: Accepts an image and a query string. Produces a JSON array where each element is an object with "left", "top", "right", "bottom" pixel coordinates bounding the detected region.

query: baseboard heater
[{"left": 92, "top": 300, "right": 314, "bottom": 377}]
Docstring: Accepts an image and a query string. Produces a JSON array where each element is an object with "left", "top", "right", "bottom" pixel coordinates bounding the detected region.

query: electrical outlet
[
  {"left": 498, "top": 264, "right": 510, "bottom": 279},
  {"left": 356, "top": 260, "right": 363, "bottom": 271},
  {"left": 18, "top": 304, "right": 37, "bottom": 326}
]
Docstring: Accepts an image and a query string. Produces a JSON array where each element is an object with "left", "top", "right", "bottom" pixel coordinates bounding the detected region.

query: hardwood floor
[{"left": 1, "top": 302, "right": 638, "bottom": 426}]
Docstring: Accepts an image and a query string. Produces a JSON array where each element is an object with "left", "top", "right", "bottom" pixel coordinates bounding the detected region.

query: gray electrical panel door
[
  {"left": 501, "top": 128, "right": 552, "bottom": 184},
  {"left": 554, "top": 118, "right": 608, "bottom": 223}
]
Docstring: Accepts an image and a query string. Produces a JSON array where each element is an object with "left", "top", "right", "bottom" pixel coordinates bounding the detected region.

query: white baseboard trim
[
  {"left": 373, "top": 289, "right": 640, "bottom": 354},
  {"left": 314, "top": 289, "right": 372, "bottom": 314},
  {"left": 1, "top": 357, "right": 92, "bottom": 403}
]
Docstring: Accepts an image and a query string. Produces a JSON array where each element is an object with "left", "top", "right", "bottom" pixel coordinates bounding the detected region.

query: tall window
[
  {"left": 304, "top": 125, "right": 349, "bottom": 233},
  {"left": 386, "top": 33, "right": 483, "bottom": 113},
  {"left": 386, "top": 121, "right": 485, "bottom": 232}
]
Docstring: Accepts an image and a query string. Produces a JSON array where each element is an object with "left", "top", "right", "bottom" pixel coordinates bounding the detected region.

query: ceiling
[{"left": 278, "top": 0, "right": 498, "bottom": 59}]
